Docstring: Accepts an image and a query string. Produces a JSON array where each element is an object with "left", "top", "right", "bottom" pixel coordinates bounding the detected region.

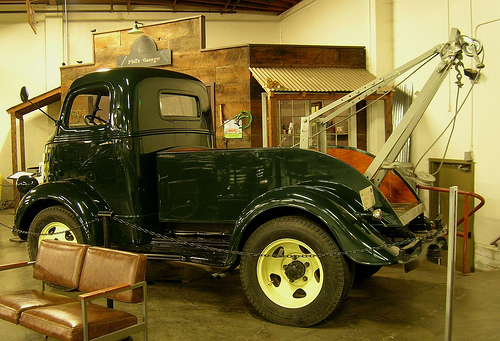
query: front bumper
[{"left": 398, "top": 228, "right": 447, "bottom": 272}]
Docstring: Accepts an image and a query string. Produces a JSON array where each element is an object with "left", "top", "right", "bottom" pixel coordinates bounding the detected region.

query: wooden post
[
  {"left": 9, "top": 112, "right": 19, "bottom": 207},
  {"left": 9, "top": 112, "right": 18, "bottom": 175},
  {"left": 267, "top": 92, "right": 277, "bottom": 147},
  {"left": 384, "top": 94, "right": 393, "bottom": 141},
  {"left": 19, "top": 116, "right": 26, "bottom": 171}
]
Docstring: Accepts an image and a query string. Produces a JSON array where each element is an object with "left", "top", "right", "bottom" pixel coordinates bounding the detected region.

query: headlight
[
  {"left": 16, "top": 175, "right": 39, "bottom": 195},
  {"left": 372, "top": 208, "right": 383, "bottom": 221}
]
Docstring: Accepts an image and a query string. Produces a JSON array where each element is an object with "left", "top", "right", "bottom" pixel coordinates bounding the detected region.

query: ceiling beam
[{"left": 0, "top": 0, "right": 301, "bottom": 14}]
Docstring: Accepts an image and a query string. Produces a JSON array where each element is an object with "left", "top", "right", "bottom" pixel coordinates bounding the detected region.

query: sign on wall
[
  {"left": 117, "top": 36, "right": 172, "bottom": 67},
  {"left": 26, "top": 0, "right": 37, "bottom": 34}
]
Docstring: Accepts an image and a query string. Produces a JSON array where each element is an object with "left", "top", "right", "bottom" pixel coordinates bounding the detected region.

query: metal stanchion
[
  {"left": 98, "top": 211, "right": 114, "bottom": 248},
  {"left": 98, "top": 211, "right": 114, "bottom": 309},
  {"left": 444, "top": 186, "right": 458, "bottom": 341}
]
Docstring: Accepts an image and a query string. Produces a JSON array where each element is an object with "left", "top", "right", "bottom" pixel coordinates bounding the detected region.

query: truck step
[{"left": 117, "top": 237, "right": 229, "bottom": 266}]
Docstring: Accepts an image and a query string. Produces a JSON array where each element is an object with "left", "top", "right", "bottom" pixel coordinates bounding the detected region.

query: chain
[
  {"left": 1, "top": 213, "right": 445, "bottom": 258},
  {"left": 1, "top": 217, "right": 101, "bottom": 237},
  {"left": 0, "top": 191, "right": 21, "bottom": 211},
  {"left": 111, "top": 216, "right": 446, "bottom": 259}
]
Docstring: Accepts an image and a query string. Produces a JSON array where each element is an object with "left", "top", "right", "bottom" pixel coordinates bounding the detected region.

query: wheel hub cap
[{"left": 283, "top": 260, "right": 306, "bottom": 283}]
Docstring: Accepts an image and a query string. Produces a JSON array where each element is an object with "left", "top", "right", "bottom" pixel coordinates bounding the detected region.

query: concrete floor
[{"left": 1, "top": 208, "right": 499, "bottom": 340}]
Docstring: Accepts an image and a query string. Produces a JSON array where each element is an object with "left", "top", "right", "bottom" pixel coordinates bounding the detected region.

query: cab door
[{"left": 48, "top": 83, "right": 125, "bottom": 212}]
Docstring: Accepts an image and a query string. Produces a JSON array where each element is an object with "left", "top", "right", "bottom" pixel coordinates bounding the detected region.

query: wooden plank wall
[
  {"left": 60, "top": 16, "right": 367, "bottom": 150},
  {"left": 61, "top": 16, "right": 253, "bottom": 149},
  {"left": 249, "top": 45, "right": 366, "bottom": 68}
]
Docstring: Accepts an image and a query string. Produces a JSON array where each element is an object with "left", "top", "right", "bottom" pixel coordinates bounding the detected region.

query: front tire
[
  {"left": 27, "top": 205, "right": 84, "bottom": 261},
  {"left": 240, "top": 216, "right": 352, "bottom": 327}
]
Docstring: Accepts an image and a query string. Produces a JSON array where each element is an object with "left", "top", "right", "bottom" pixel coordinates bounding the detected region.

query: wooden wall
[
  {"left": 249, "top": 45, "right": 365, "bottom": 68},
  {"left": 60, "top": 16, "right": 366, "bottom": 150}
]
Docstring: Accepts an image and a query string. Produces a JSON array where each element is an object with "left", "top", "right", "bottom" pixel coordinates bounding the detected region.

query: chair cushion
[
  {"left": 79, "top": 247, "right": 147, "bottom": 303},
  {"left": 33, "top": 240, "right": 89, "bottom": 289},
  {"left": 0, "top": 290, "right": 77, "bottom": 324},
  {"left": 19, "top": 302, "right": 137, "bottom": 341}
]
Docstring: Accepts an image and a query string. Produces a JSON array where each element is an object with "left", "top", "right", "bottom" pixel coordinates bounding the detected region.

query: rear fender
[
  {"left": 14, "top": 180, "right": 110, "bottom": 244},
  {"left": 227, "top": 185, "right": 400, "bottom": 266}
]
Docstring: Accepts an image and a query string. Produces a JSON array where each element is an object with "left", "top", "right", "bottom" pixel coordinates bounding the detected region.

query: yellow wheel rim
[
  {"left": 38, "top": 222, "right": 78, "bottom": 246},
  {"left": 256, "top": 238, "right": 323, "bottom": 308}
]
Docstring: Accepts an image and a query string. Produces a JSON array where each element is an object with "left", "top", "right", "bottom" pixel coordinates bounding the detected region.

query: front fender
[
  {"left": 227, "top": 185, "right": 400, "bottom": 266},
  {"left": 14, "top": 180, "right": 111, "bottom": 244}
]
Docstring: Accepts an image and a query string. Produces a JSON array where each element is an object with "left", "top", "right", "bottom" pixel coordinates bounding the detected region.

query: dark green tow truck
[{"left": 13, "top": 66, "right": 445, "bottom": 327}]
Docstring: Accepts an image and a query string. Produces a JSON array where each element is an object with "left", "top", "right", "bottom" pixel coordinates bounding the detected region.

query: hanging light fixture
[{"left": 128, "top": 21, "right": 144, "bottom": 35}]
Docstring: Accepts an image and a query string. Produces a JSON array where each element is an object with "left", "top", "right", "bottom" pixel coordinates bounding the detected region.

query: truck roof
[{"left": 69, "top": 67, "right": 202, "bottom": 90}]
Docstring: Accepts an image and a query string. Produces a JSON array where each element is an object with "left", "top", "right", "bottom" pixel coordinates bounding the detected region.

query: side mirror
[
  {"left": 18, "top": 86, "right": 58, "bottom": 125},
  {"left": 20, "top": 86, "right": 29, "bottom": 103}
]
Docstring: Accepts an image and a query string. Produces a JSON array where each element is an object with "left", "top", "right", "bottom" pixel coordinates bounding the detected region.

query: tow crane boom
[{"left": 299, "top": 28, "right": 484, "bottom": 189}]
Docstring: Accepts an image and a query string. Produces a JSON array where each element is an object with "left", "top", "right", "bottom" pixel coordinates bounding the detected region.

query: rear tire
[
  {"left": 240, "top": 216, "right": 351, "bottom": 327},
  {"left": 27, "top": 206, "right": 84, "bottom": 291}
]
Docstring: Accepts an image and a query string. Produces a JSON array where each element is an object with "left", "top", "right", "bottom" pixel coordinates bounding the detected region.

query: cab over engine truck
[{"left": 13, "top": 29, "right": 483, "bottom": 327}]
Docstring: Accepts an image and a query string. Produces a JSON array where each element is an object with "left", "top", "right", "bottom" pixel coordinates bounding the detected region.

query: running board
[{"left": 116, "top": 237, "right": 229, "bottom": 266}]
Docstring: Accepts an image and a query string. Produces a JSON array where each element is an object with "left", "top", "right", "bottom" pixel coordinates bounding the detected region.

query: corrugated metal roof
[{"left": 249, "top": 67, "right": 382, "bottom": 93}]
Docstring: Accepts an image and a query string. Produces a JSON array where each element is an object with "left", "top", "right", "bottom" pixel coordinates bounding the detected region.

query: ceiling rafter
[{"left": 0, "top": 0, "right": 303, "bottom": 14}]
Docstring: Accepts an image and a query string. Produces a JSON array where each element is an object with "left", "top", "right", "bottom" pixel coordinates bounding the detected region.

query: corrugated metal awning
[{"left": 249, "top": 67, "right": 381, "bottom": 93}]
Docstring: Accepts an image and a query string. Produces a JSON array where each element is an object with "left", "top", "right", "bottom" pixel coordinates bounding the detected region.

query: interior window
[
  {"left": 159, "top": 94, "right": 198, "bottom": 118},
  {"left": 277, "top": 99, "right": 351, "bottom": 147},
  {"left": 68, "top": 87, "right": 111, "bottom": 127}
]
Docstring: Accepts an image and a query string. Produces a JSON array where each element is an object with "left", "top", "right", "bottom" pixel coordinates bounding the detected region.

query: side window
[
  {"left": 159, "top": 94, "right": 198, "bottom": 118},
  {"left": 68, "top": 87, "right": 111, "bottom": 127}
]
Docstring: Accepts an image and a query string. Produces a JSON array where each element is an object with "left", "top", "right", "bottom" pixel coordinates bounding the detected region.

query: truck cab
[{"left": 24, "top": 68, "right": 213, "bottom": 245}]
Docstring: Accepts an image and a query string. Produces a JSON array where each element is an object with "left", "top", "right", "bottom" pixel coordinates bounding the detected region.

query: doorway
[{"left": 428, "top": 159, "right": 475, "bottom": 272}]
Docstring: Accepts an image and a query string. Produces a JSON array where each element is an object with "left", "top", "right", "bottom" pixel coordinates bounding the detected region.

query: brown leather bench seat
[
  {"left": 0, "top": 290, "right": 78, "bottom": 324},
  {"left": 0, "top": 240, "right": 88, "bottom": 324},
  {"left": 0, "top": 240, "right": 148, "bottom": 341},
  {"left": 19, "top": 301, "right": 138, "bottom": 340}
]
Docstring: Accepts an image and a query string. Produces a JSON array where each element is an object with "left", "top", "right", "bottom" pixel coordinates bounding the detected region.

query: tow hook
[
  {"left": 435, "top": 236, "right": 448, "bottom": 250},
  {"left": 426, "top": 236, "right": 448, "bottom": 261},
  {"left": 427, "top": 244, "right": 442, "bottom": 260}
]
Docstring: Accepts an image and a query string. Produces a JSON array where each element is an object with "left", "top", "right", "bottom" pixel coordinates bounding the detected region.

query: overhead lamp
[{"left": 128, "top": 21, "right": 144, "bottom": 35}]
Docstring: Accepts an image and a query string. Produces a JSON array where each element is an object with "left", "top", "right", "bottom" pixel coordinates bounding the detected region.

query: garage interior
[{"left": 1, "top": 0, "right": 500, "bottom": 340}]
